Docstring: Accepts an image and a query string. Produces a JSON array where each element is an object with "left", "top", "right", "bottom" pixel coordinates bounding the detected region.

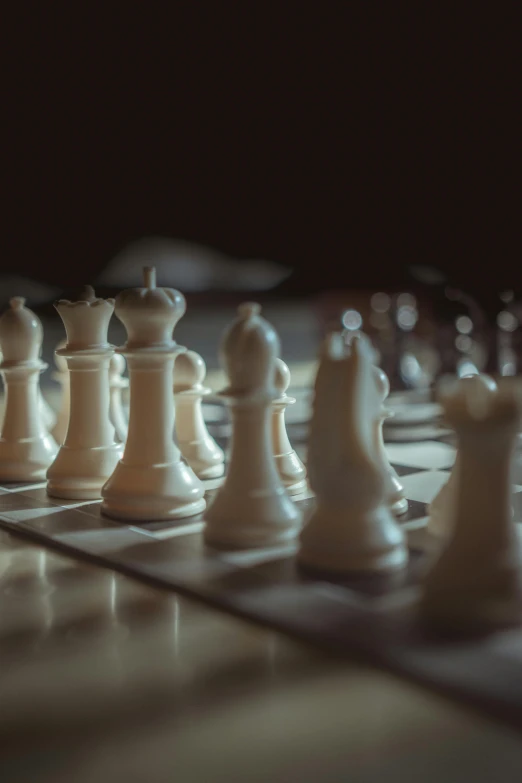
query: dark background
[{"left": 3, "top": 5, "right": 520, "bottom": 302}]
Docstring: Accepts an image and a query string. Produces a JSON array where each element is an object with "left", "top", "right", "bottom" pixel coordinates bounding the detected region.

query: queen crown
[
  {"left": 115, "top": 267, "right": 186, "bottom": 350},
  {"left": 55, "top": 286, "right": 115, "bottom": 351}
]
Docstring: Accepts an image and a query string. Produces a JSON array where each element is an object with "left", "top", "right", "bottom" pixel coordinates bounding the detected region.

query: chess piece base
[
  {"left": 177, "top": 442, "right": 225, "bottom": 480},
  {"left": 46, "top": 443, "right": 123, "bottom": 500},
  {"left": 204, "top": 487, "right": 301, "bottom": 549},
  {"left": 298, "top": 504, "right": 408, "bottom": 574},
  {"left": 0, "top": 436, "right": 58, "bottom": 482},
  {"left": 101, "top": 460, "right": 206, "bottom": 521}
]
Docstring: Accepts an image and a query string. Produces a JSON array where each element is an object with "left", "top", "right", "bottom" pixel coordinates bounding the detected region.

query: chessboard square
[
  {"left": 386, "top": 401, "right": 441, "bottom": 425},
  {"left": 392, "top": 464, "right": 427, "bottom": 477},
  {"left": 134, "top": 519, "right": 206, "bottom": 540},
  {"left": 4, "top": 505, "right": 74, "bottom": 523},
  {"left": 55, "top": 526, "right": 153, "bottom": 556},
  {"left": 384, "top": 425, "right": 452, "bottom": 442},
  {"left": 12, "top": 506, "right": 118, "bottom": 536},
  {"left": 385, "top": 441, "right": 456, "bottom": 470},
  {"left": 221, "top": 542, "right": 298, "bottom": 568},
  {"left": 400, "top": 470, "right": 451, "bottom": 504},
  {"left": 18, "top": 485, "right": 97, "bottom": 510},
  {"left": 0, "top": 492, "right": 54, "bottom": 514},
  {"left": 0, "top": 482, "right": 47, "bottom": 493},
  {"left": 109, "top": 531, "right": 236, "bottom": 585}
]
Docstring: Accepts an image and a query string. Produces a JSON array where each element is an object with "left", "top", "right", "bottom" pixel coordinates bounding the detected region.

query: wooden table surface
[{"left": 0, "top": 528, "right": 521, "bottom": 783}]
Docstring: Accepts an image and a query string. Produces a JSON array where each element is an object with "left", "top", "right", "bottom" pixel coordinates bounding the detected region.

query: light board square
[{"left": 385, "top": 441, "right": 456, "bottom": 470}]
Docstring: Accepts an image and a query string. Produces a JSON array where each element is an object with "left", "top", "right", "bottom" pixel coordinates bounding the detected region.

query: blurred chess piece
[
  {"left": 109, "top": 353, "right": 129, "bottom": 443},
  {"left": 50, "top": 339, "right": 70, "bottom": 445},
  {"left": 428, "top": 374, "right": 497, "bottom": 540},
  {"left": 173, "top": 350, "right": 225, "bottom": 480},
  {"left": 298, "top": 333, "right": 407, "bottom": 575},
  {"left": 422, "top": 376, "right": 522, "bottom": 632},
  {"left": 373, "top": 366, "right": 408, "bottom": 516},
  {"left": 271, "top": 358, "right": 307, "bottom": 495},
  {"left": 0, "top": 297, "right": 58, "bottom": 480}
]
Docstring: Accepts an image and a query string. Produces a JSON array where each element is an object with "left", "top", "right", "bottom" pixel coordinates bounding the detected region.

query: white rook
[{"left": 47, "top": 286, "right": 122, "bottom": 499}]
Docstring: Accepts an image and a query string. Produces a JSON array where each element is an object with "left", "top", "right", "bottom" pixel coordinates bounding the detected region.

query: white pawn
[
  {"left": 204, "top": 303, "right": 302, "bottom": 549},
  {"left": 298, "top": 333, "right": 408, "bottom": 575},
  {"left": 421, "top": 377, "right": 522, "bottom": 631},
  {"left": 174, "top": 350, "right": 225, "bottom": 480},
  {"left": 1, "top": 354, "right": 56, "bottom": 435},
  {"left": 50, "top": 339, "right": 70, "bottom": 445},
  {"left": 427, "top": 374, "right": 497, "bottom": 540},
  {"left": 272, "top": 358, "right": 307, "bottom": 495},
  {"left": 102, "top": 267, "right": 205, "bottom": 522},
  {"left": 0, "top": 297, "right": 58, "bottom": 480},
  {"left": 109, "top": 353, "right": 129, "bottom": 443},
  {"left": 46, "top": 286, "right": 122, "bottom": 499},
  {"left": 373, "top": 366, "right": 408, "bottom": 516}
]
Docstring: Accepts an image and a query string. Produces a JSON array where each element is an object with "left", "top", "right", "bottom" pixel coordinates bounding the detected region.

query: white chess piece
[
  {"left": 204, "top": 303, "right": 302, "bottom": 548},
  {"left": 50, "top": 339, "right": 70, "bottom": 445},
  {"left": 109, "top": 353, "right": 129, "bottom": 443},
  {"left": 173, "top": 350, "right": 225, "bottom": 480},
  {"left": 298, "top": 333, "right": 408, "bottom": 574},
  {"left": 46, "top": 286, "right": 123, "bottom": 499},
  {"left": 427, "top": 373, "right": 497, "bottom": 539},
  {"left": 421, "top": 377, "right": 522, "bottom": 631},
  {"left": 373, "top": 366, "right": 408, "bottom": 516},
  {"left": 272, "top": 358, "right": 307, "bottom": 495},
  {"left": 0, "top": 297, "right": 58, "bottom": 480},
  {"left": 38, "top": 391, "right": 56, "bottom": 433},
  {"left": 1, "top": 348, "right": 67, "bottom": 437},
  {"left": 101, "top": 267, "right": 206, "bottom": 521}
]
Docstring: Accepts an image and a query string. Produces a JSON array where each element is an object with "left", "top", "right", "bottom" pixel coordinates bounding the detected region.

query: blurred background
[{"left": 3, "top": 5, "right": 521, "bottom": 388}]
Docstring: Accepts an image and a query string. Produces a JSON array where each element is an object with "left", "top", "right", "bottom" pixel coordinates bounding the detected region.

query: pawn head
[
  {"left": 0, "top": 297, "right": 43, "bottom": 365},
  {"left": 174, "top": 350, "right": 206, "bottom": 392},
  {"left": 109, "top": 353, "right": 126, "bottom": 378}
]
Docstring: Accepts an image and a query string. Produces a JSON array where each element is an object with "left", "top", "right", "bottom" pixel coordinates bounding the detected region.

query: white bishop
[{"left": 204, "top": 303, "right": 302, "bottom": 548}]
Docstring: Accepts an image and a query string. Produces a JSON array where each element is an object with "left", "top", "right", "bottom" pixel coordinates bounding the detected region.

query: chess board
[{"left": 1, "top": 417, "right": 522, "bottom": 731}]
